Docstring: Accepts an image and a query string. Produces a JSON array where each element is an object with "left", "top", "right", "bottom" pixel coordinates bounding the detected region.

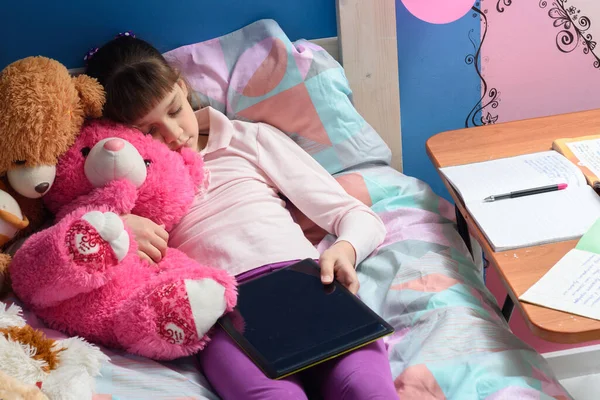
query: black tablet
[{"left": 218, "top": 258, "right": 394, "bottom": 379}]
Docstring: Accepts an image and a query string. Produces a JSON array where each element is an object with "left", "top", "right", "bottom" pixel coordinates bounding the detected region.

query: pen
[{"left": 483, "top": 183, "right": 568, "bottom": 202}]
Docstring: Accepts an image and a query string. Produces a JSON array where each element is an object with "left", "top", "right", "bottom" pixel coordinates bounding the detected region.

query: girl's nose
[{"left": 163, "top": 126, "right": 183, "bottom": 143}]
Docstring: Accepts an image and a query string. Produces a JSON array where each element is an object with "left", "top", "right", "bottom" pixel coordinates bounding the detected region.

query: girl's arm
[{"left": 255, "top": 123, "right": 386, "bottom": 266}]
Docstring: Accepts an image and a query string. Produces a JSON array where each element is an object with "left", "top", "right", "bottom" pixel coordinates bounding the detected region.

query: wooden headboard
[{"left": 308, "top": 0, "right": 402, "bottom": 171}]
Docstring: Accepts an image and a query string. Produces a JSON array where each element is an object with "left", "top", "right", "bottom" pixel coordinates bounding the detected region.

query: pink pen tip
[{"left": 558, "top": 183, "right": 568, "bottom": 190}]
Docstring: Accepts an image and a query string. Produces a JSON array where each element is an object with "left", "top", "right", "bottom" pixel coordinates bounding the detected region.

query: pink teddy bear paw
[
  {"left": 114, "top": 277, "right": 229, "bottom": 359},
  {"left": 66, "top": 211, "right": 129, "bottom": 268},
  {"left": 150, "top": 278, "right": 228, "bottom": 346}
]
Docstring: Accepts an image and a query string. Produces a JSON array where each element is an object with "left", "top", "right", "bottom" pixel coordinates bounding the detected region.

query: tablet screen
[{"left": 218, "top": 259, "right": 393, "bottom": 379}]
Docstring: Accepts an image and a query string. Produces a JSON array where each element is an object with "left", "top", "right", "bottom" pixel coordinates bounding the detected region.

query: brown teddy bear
[{"left": 0, "top": 56, "right": 105, "bottom": 293}]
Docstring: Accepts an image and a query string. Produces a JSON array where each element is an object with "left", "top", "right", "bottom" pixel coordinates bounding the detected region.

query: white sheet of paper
[
  {"left": 520, "top": 248, "right": 600, "bottom": 320},
  {"left": 566, "top": 139, "right": 600, "bottom": 180}
]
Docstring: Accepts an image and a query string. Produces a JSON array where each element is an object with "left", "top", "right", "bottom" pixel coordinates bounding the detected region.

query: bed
[{"left": 3, "top": 0, "right": 570, "bottom": 399}]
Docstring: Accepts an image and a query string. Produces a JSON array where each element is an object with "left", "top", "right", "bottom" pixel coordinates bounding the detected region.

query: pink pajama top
[{"left": 169, "top": 107, "right": 386, "bottom": 276}]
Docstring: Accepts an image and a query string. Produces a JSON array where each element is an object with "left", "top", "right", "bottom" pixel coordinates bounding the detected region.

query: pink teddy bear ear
[{"left": 180, "top": 148, "right": 210, "bottom": 195}]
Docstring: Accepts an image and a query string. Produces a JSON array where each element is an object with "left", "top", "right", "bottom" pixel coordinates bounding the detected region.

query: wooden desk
[{"left": 426, "top": 108, "right": 600, "bottom": 344}]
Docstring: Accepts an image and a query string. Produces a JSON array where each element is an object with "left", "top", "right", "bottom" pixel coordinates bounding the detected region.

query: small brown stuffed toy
[
  {"left": 0, "top": 370, "right": 49, "bottom": 400},
  {"left": 0, "top": 181, "right": 29, "bottom": 292},
  {"left": 0, "top": 56, "right": 105, "bottom": 293}
]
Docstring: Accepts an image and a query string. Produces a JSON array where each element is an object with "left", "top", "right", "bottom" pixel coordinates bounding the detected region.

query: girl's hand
[
  {"left": 121, "top": 214, "right": 169, "bottom": 264},
  {"left": 319, "top": 241, "right": 359, "bottom": 294}
]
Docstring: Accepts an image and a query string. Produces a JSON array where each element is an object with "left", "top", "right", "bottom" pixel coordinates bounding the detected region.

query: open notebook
[
  {"left": 440, "top": 150, "right": 600, "bottom": 251},
  {"left": 553, "top": 134, "right": 600, "bottom": 188}
]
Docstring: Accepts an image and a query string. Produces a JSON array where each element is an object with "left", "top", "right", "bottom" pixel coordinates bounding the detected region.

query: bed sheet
[
  {"left": 4, "top": 164, "right": 571, "bottom": 399},
  {"left": 324, "top": 165, "right": 571, "bottom": 399}
]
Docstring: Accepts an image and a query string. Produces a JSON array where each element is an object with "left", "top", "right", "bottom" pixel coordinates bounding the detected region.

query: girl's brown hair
[{"left": 85, "top": 36, "right": 185, "bottom": 124}]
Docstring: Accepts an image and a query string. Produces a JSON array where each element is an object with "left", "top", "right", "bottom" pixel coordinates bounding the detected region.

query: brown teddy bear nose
[{"left": 35, "top": 182, "right": 50, "bottom": 194}]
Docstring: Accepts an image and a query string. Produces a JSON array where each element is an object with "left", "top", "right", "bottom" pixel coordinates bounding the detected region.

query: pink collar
[{"left": 195, "top": 107, "right": 234, "bottom": 155}]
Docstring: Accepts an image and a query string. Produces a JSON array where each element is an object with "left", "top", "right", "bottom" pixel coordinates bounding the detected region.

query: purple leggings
[{"left": 198, "top": 261, "right": 398, "bottom": 400}]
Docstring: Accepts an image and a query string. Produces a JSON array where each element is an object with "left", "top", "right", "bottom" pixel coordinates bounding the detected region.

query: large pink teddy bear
[{"left": 10, "top": 120, "right": 237, "bottom": 360}]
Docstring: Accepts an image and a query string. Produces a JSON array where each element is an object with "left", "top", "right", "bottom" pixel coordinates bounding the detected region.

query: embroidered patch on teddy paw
[
  {"left": 148, "top": 282, "right": 198, "bottom": 345},
  {"left": 81, "top": 211, "right": 129, "bottom": 261},
  {"left": 65, "top": 220, "right": 118, "bottom": 269}
]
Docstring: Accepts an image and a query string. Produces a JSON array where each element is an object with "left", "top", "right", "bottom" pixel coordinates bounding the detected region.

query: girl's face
[{"left": 134, "top": 80, "right": 199, "bottom": 151}]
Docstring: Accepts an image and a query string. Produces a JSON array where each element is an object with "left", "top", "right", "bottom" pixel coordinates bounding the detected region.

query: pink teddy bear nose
[{"left": 104, "top": 138, "right": 125, "bottom": 152}]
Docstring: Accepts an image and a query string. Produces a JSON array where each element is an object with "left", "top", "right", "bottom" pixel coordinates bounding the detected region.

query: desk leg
[
  {"left": 455, "top": 205, "right": 514, "bottom": 322},
  {"left": 502, "top": 296, "right": 514, "bottom": 321},
  {"left": 455, "top": 205, "right": 473, "bottom": 256}
]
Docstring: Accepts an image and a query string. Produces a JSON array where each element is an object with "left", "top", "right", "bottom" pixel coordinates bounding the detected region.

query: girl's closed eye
[
  {"left": 146, "top": 126, "right": 157, "bottom": 136},
  {"left": 168, "top": 106, "right": 182, "bottom": 117}
]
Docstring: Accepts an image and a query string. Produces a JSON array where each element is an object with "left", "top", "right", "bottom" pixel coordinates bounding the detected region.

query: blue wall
[
  {"left": 396, "top": 1, "right": 481, "bottom": 200},
  {"left": 2, "top": 1, "right": 481, "bottom": 201},
  {"left": 1, "top": 0, "right": 336, "bottom": 70}
]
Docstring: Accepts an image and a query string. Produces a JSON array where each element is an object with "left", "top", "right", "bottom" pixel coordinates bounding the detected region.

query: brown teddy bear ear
[{"left": 72, "top": 74, "right": 106, "bottom": 118}]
